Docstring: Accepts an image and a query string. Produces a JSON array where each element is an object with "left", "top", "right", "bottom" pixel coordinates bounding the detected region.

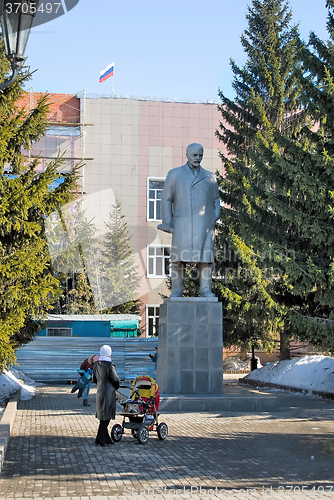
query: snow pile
[
  {"left": 0, "top": 368, "right": 38, "bottom": 407},
  {"left": 224, "top": 355, "right": 262, "bottom": 371},
  {"left": 245, "top": 355, "right": 334, "bottom": 395}
]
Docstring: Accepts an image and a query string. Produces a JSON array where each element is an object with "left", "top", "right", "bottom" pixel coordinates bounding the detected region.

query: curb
[
  {"left": 159, "top": 392, "right": 278, "bottom": 412},
  {"left": 0, "top": 390, "right": 19, "bottom": 474},
  {"left": 240, "top": 378, "right": 334, "bottom": 400},
  {"left": 224, "top": 370, "right": 250, "bottom": 374}
]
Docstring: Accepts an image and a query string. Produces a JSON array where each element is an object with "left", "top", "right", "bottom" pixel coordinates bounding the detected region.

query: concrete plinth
[
  {"left": 159, "top": 393, "right": 278, "bottom": 412},
  {"left": 156, "top": 297, "right": 223, "bottom": 394}
]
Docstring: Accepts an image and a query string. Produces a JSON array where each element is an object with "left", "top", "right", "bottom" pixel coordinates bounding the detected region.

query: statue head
[{"left": 186, "top": 143, "right": 204, "bottom": 169}]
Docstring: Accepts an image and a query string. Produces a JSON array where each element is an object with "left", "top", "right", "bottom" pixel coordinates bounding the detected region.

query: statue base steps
[{"left": 159, "top": 392, "right": 277, "bottom": 412}]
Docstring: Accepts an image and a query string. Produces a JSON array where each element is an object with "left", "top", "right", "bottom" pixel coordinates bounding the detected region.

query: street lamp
[{"left": 0, "top": 0, "right": 39, "bottom": 90}]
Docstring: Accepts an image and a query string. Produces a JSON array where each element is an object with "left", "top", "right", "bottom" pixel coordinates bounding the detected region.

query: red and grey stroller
[{"left": 111, "top": 375, "right": 168, "bottom": 445}]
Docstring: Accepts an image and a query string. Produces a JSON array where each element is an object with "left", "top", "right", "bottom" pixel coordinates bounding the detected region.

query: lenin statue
[{"left": 157, "top": 143, "right": 220, "bottom": 298}]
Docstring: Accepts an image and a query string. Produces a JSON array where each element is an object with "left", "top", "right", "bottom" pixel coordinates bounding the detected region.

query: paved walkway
[{"left": 0, "top": 381, "right": 334, "bottom": 499}]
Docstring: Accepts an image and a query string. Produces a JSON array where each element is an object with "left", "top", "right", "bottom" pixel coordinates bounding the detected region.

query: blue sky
[{"left": 24, "top": 0, "right": 329, "bottom": 102}]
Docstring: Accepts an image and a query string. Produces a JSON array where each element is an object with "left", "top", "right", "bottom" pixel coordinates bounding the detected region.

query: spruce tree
[
  {"left": 98, "top": 197, "right": 141, "bottom": 315},
  {"left": 249, "top": 0, "right": 334, "bottom": 349},
  {"left": 0, "top": 50, "right": 78, "bottom": 370},
  {"left": 46, "top": 199, "right": 98, "bottom": 314},
  {"left": 215, "top": 0, "right": 302, "bottom": 356}
]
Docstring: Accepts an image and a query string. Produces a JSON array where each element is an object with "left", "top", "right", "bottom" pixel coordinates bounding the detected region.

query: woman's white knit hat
[{"left": 99, "top": 345, "right": 112, "bottom": 361}]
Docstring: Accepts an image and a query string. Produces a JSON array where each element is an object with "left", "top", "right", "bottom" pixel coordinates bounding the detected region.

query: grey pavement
[{"left": 0, "top": 379, "right": 334, "bottom": 500}]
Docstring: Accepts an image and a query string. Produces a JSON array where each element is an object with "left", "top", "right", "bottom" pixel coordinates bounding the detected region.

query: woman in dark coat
[{"left": 93, "top": 344, "right": 120, "bottom": 446}]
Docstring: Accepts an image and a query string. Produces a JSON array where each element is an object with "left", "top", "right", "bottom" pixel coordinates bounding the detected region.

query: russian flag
[{"left": 99, "top": 62, "right": 115, "bottom": 83}]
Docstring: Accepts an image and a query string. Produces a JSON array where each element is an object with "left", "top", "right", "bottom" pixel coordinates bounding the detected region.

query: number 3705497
[{"left": 5, "top": 2, "right": 62, "bottom": 15}]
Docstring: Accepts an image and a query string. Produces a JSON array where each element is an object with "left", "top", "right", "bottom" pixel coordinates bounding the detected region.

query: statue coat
[{"left": 161, "top": 163, "right": 220, "bottom": 263}]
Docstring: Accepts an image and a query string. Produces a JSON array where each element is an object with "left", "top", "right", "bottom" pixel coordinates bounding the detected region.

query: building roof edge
[{"left": 76, "top": 92, "right": 219, "bottom": 105}]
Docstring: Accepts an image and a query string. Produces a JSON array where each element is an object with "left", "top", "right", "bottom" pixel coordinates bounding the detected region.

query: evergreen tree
[
  {"left": 215, "top": 0, "right": 302, "bottom": 356},
  {"left": 46, "top": 199, "right": 98, "bottom": 314},
  {"left": 63, "top": 271, "right": 97, "bottom": 314},
  {"left": 98, "top": 197, "right": 141, "bottom": 315},
  {"left": 0, "top": 51, "right": 78, "bottom": 370},
  {"left": 249, "top": 0, "right": 334, "bottom": 349}
]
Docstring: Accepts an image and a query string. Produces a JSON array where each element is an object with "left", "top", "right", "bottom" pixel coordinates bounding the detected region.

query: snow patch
[
  {"left": 224, "top": 355, "right": 262, "bottom": 371},
  {"left": 245, "top": 355, "right": 334, "bottom": 394},
  {"left": 0, "top": 368, "right": 40, "bottom": 411}
]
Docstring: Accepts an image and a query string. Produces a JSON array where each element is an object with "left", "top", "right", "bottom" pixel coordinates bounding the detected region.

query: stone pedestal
[{"left": 156, "top": 297, "right": 223, "bottom": 394}]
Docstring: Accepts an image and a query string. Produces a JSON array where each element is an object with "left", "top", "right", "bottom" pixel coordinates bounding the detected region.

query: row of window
[
  {"left": 148, "top": 179, "right": 164, "bottom": 333},
  {"left": 47, "top": 180, "right": 165, "bottom": 337},
  {"left": 147, "top": 178, "right": 170, "bottom": 280}
]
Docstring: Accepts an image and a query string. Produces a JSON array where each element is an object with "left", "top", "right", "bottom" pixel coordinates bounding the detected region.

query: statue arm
[
  {"left": 157, "top": 172, "right": 174, "bottom": 233},
  {"left": 213, "top": 179, "right": 220, "bottom": 221}
]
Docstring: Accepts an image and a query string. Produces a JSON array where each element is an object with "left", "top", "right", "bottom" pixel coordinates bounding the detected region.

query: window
[
  {"left": 147, "top": 178, "right": 165, "bottom": 221},
  {"left": 147, "top": 246, "right": 170, "bottom": 277},
  {"left": 46, "top": 126, "right": 81, "bottom": 136},
  {"left": 46, "top": 327, "right": 72, "bottom": 337},
  {"left": 146, "top": 305, "right": 159, "bottom": 337}
]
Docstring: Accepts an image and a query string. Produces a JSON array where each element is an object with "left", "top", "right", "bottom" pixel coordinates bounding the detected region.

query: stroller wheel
[
  {"left": 111, "top": 424, "right": 123, "bottom": 442},
  {"left": 157, "top": 422, "right": 168, "bottom": 440},
  {"left": 137, "top": 426, "right": 149, "bottom": 444},
  {"left": 131, "top": 429, "right": 138, "bottom": 439}
]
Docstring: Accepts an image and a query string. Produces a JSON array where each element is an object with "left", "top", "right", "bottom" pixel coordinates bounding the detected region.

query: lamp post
[{"left": 0, "top": 0, "right": 39, "bottom": 91}]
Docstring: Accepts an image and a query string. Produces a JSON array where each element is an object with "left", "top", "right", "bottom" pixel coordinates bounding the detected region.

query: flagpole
[
  {"left": 81, "top": 86, "right": 86, "bottom": 201},
  {"left": 112, "top": 73, "right": 114, "bottom": 95}
]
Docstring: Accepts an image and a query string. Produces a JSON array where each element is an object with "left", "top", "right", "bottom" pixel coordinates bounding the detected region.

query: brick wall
[{"left": 16, "top": 92, "right": 80, "bottom": 123}]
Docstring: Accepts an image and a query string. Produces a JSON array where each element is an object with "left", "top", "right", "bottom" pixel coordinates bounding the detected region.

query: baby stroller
[{"left": 111, "top": 375, "right": 168, "bottom": 445}]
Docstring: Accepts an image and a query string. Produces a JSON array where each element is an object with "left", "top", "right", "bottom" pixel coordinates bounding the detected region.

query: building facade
[
  {"left": 82, "top": 95, "right": 225, "bottom": 336},
  {"left": 22, "top": 92, "right": 225, "bottom": 336}
]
